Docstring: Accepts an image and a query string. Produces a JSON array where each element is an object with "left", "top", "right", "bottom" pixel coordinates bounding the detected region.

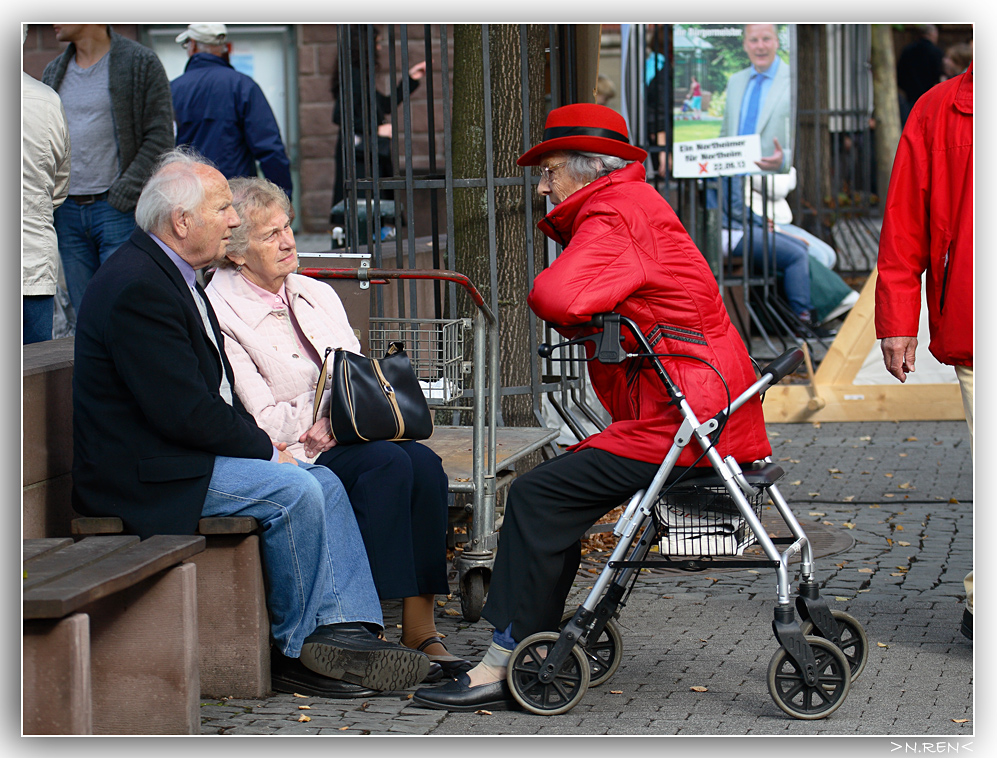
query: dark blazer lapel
[{"left": 130, "top": 229, "right": 226, "bottom": 375}]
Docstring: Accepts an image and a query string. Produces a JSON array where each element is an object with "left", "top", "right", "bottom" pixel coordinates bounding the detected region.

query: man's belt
[{"left": 68, "top": 191, "right": 110, "bottom": 205}]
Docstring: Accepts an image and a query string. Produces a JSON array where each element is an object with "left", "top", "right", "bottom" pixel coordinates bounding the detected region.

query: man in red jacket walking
[{"left": 875, "top": 63, "right": 973, "bottom": 640}]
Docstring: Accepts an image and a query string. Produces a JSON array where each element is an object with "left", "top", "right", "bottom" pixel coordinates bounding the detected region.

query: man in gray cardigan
[{"left": 43, "top": 24, "right": 174, "bottom": 325}]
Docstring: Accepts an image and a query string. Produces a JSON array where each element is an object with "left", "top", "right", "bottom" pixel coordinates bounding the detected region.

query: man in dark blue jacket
[{"left": 171, "top": 23, "right": 293, "bottom": 199}]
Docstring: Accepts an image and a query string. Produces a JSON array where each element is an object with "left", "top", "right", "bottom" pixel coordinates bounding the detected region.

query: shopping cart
[
  {"left": 504, "top": 312, "right": 867, "bottom": 719},
  {"left": 299, "top": 266, "right": 559, "bottom": 621}
]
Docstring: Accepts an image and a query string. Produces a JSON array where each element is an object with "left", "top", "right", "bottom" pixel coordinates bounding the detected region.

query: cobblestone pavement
[{"left": 199, "top": 420, "right": 974, "bottom": 743}]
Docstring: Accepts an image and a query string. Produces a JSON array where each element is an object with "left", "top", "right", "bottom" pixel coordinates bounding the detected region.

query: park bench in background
[{"left": 23, "top": 534, "right": 204, "bottom": 735}]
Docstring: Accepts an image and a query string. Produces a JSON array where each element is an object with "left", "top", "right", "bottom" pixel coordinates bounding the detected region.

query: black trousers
[
  {"left": 316, "top": 440, "right": 450, "bottom": 600},
  {"left": 482, "top": 448, "right": 664, "bottom": 642}
]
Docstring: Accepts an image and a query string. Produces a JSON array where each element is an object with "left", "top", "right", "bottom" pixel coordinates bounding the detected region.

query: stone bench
[
  {"left": 23, "top": 534, "right": 204, "bottom": 735},
  {"left": 71, "top": 516, "right": 270, "bottom": 700}
]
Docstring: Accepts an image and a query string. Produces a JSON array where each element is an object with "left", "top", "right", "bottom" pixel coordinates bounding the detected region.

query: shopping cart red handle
[{"left": 298, "top": 267, "right": 488, "bottom": 309}]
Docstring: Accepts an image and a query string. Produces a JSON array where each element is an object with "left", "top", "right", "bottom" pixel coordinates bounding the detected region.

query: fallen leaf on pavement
[
  {"left": 898, "top": 541, "right": 910, "bottom": 546},
  {"left": 298, "top": 705, "right": 311, "bottom": 710},
  {"left": 952, "top": 719, "right": 969, "bottom": 724},
  {"left": 298, "top": 715, "right": 311, "bottom": 722},
  {"left": 858, "top": 568, "right": 873, "bottom": 573},
  {"left": 610, "top": 690, "right": 623, "bottom": 695},
  {"left": 905, "top": 437, "right": 918, "bottom": 442},
  {"left": 950, "top": 498, "right": 960, "bottom": 504},
  {"left": 293, "top": 693, "right": 308, "bottom": 698},
  {"left": 809, "top": 512, "right": 825, "bottom": 517},
  {"left": 843, "top": 522, "right": 855, "bottom": 529},
  {"left": 877, "top": 642, "right": 889, "bottom": 648},
  {"left": 475, "top": 709, "right": 493, "bottom": 715},
  {"left": 691, "top": 686, "right": 708, "bottom": 692}
]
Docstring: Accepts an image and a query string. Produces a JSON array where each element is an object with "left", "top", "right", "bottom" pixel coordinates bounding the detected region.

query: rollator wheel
[
  {"left": 800, "top": 610, "right": 868, "bottom": 682},
  {"left": 507, "top": 632, "right": 590, "bottom": 715},
  {"left": 767, "top": 635, "right": 851, "bottom": 720},
  {"left": 459, "top": 569, "right": 486, "bottom": 622},
  {"left": 559, "top": 610, "right": 624, "bottom": 687}
]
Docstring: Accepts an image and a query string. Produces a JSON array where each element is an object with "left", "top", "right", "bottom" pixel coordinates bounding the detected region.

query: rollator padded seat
[{"left": 667, "top": 461, "right": 785, "bottom": 494}]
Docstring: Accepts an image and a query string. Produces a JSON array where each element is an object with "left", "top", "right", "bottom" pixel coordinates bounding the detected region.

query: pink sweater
[{"left": 206, "top": 267, "right": 361, "bottom": 460}]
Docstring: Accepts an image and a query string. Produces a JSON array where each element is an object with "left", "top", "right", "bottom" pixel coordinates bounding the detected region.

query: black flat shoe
[
  {"left": 415, "top": 636, "right": 474, "bottom": 679},
  {"left": 423, "top": 662, "right": 445, "bottom": 683},
  {"left": 300, "top": 623, "right": 430, "bottom": 691},
  {"left": 411, "top": 673, "right": 518, "bottom": 712},
  {"left": 270, "top": 649, "right": 379, "bottom": 698},
  {"left": 961, "top": 608, "right": 973, "bottom": 640}
]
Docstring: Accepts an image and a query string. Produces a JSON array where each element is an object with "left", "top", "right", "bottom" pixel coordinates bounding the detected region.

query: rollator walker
[{"left": 506, "top": 313, "right": 868, "bottom": 719}]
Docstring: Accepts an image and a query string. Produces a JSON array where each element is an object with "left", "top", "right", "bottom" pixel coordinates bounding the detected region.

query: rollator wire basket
[
  {"left": 654, "top": 481, "right": 765, "bottom": 557},
  {"left": 367, "top": 317, "right": 471, "bottom": 409}
]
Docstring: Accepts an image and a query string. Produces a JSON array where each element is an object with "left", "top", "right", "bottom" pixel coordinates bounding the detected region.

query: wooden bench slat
[
  {"left": 71, "top": 517, "right": 125, "bottom": 535},
  {"left": 23, "top": 535, "right": 139, "bottom": 590},
  {"left": 22, "top": 538, "right": 74, "bottom": 563},
  {"left": 24, "top": 535, "right": 206, "bottom": 619},
  {"left": 197, "top": 517, "right": 259, "bottom": 535}
]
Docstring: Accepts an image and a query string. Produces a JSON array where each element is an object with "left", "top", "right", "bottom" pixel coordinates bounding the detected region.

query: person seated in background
[
  {"left": 205, "top": 177, "right": 470, "bottom": 681},
  {"left": 746, "top": 170, "right": 859, "bottom": 325},
  {"left": 70, "top": 148, "right": 431, "bottom": 699},
  {"left": 718, "top": 175, "right": 816, "bottom": 330}
]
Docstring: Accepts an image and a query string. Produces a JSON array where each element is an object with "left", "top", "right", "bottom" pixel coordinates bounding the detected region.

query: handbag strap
[{"left": 312, "top": 347, "right": 335, "bottom": 425}]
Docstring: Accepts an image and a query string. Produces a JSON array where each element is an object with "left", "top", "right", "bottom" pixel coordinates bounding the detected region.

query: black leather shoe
[
  {"left": 423, "top": 662, "right": 445, "bottom": 684},
  {"left": 961, "top": 608, "right": 973, "bottom": 640},
  {"left": 415, "top": 637, "right": 474, "bottom": 679},
  {"left": 411, "top": 673, "right": 518, "bottom": 712},
  {"left": 271, "top": 649, "right": 379, "bottom": 698},
  {"left": 300, "top": 623, "right": 430, "bottom": 691}
]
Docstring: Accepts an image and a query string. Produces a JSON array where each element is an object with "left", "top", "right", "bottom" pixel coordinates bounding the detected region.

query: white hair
[
  {"left": 562, "top": 151, "right": 632, "bottom": 184},
  {"left": 135, "top": 148, "right": 216, "bottom": 234}
]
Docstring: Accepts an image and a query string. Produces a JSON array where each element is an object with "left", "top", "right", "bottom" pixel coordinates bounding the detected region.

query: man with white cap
[{"left": 171, "top": 23, "right": 293, "bottom": 200}]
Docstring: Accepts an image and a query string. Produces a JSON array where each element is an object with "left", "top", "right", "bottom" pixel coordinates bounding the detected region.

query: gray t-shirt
[{"left": 58, "top": 54, "right": 120, "bottom": 195}]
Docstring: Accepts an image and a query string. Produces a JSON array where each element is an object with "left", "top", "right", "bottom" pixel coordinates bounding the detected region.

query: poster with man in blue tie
[{"left": 672, "top": 23, "right": 796, "bottom": 178}]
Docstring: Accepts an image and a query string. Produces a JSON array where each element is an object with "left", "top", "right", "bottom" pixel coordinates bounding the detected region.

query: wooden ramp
[{"left": 761, "top": 269, "right": 964, "bottom": 423}]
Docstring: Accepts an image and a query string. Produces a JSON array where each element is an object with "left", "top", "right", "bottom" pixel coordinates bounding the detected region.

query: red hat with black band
[{"left": 517, "top": 103, "right": 648, "bottom": 166}]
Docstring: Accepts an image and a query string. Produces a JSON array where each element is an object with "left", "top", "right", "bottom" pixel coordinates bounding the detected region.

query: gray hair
[
  {"left": 562, "top": 151, "right": 632, "bottom": 185},
  {"left": 219, "top": 176, "right": 292, "bottom": 266},
  {"left": 135, "top": 147, "right": 216, "bottom": 234}
]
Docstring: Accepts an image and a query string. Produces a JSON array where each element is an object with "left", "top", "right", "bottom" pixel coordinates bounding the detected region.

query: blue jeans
[
  {"left": 733, "top": 226, "right": 813, "bottom": 317},
  {"left": 23, "top": 295, "right": 54, "bottom": 344},
  {"left": 53, "top": 199, "right": 136, "bottom": 313},
  {"left": 201, "top": 456, "right": 384, "bottom": 657}
]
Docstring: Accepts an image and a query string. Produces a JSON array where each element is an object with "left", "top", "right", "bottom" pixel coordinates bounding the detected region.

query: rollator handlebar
[
  {"left": 759, "top": 348, "right": 805, "bottom": 385},
  {"left": 537, "top": 313, "right": 627, "bottom": 364}
]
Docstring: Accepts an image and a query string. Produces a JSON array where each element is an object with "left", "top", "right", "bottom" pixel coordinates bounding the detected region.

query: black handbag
[{"left": 313, "top": 342, "right": 433, "bottom": 444}]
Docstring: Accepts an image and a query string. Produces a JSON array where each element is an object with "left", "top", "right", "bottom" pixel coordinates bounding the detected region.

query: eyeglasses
[{"left": 539, "top": 162, "right": 566, "bottom": 183}]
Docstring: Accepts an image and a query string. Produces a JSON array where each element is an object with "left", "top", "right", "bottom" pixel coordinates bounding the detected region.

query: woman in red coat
[{"left": 414, "top": 103, "right": 771, "bottom": 711}]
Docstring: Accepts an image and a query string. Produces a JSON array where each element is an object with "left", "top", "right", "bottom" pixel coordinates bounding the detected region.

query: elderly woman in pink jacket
[{"left": 206, "top": 177, "right": 469, "bottom": 680}]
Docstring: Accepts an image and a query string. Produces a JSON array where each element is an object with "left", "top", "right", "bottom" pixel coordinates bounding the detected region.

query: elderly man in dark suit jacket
[{"left": 71, "top": 148, "right": 430, "bottom": 697}]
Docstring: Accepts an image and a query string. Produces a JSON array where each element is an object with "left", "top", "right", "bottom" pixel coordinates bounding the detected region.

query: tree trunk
[
  {"left": 871, "top": 24, "right": 902, "bottom": 204},
  {"left": 451, "top": 24, "right": 548, "bottom": 429},
  {"left": 794, "top": 24, "right": 832, "bottom": 238}
]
